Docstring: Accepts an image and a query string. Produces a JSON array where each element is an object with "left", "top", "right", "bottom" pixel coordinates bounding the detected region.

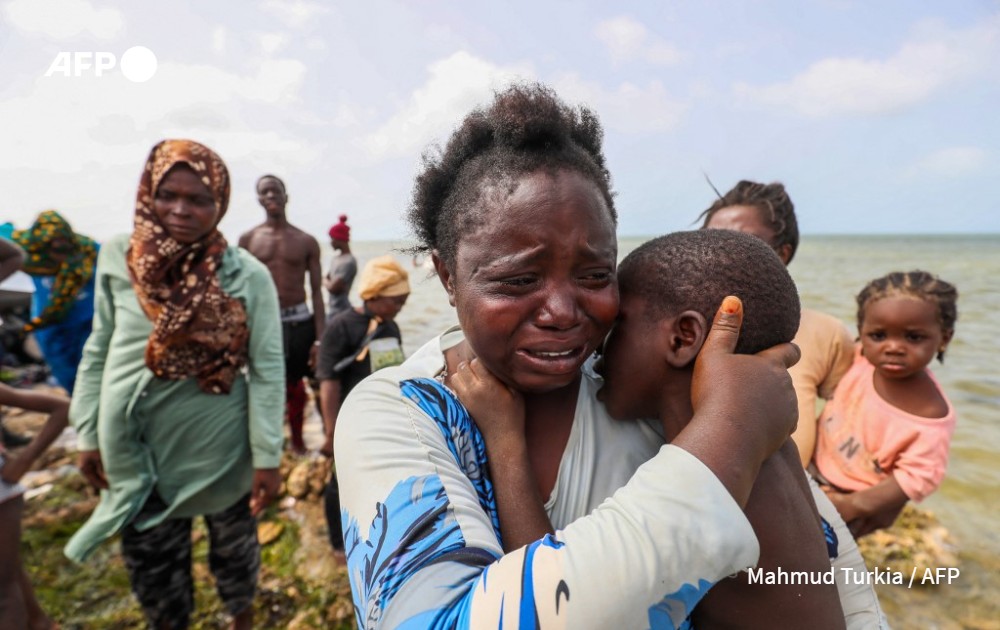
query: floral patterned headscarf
[
  {"left": 13, "top": 210, "right": 98, "bottom": 332},
  {"left": 127, "top": 139, "right": 249, "bottom": 394}
]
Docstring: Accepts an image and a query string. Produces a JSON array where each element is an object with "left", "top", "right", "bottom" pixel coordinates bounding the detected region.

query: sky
[{"left": 1, "top": 0, "right": 998, "bottom": 244}]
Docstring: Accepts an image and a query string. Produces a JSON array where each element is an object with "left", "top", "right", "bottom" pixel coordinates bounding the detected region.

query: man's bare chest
[{"left": 247, "top": 232, "right": 306, "bottom": 267}]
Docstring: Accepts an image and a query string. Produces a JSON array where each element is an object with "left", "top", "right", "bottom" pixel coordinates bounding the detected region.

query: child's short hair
[
  {"left": 855, "top": 270, "right": 958, "bottom": 362},
  {"left": 618, "top": 230, "right": 800, "bottom": 355}
]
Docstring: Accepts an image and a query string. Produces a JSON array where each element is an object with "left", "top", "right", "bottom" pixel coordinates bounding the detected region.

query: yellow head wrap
[{"left": 358, "top": 255, "right": 410, "bottom": 301}]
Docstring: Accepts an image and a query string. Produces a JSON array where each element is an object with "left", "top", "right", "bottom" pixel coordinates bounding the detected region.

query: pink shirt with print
[{"left": 813, "top": 349, "right": 956, "bottom": 502}]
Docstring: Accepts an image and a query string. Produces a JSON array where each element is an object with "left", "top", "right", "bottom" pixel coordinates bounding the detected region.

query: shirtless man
[{"left": 240, "top": 175, "right": 325, "bottom": 454}]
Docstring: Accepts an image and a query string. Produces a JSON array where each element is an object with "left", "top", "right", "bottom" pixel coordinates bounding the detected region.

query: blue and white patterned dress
[{"left": 335, "top": 328, "right": 761, "bottom": 630}]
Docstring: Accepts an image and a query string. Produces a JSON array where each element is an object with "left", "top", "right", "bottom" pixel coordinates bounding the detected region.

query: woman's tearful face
[{"left": 443, "top": 168, "right": 619, "bottom": 394}]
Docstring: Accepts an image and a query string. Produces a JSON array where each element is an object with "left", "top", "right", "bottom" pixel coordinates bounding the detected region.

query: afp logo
[{"left": 45, "top": 46, "right": 158, "bottom": 82}]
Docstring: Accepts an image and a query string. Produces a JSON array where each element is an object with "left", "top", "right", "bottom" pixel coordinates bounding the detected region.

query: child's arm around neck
[{"left": 447, "top": 356, "right": 554, "bottom": 552}]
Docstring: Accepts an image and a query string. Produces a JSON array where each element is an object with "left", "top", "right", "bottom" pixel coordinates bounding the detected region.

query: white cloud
[
  {"left": 361, "top": 50, "right": 688, "bottom": 160},
  {"left": 212, "top": 26, "right": 227, "bottom": 53},
  {"left": 596, "top": 15, "right": 646, "bottom": 61},
  {"left": 909, "top": 146, "right": 988, "bottom": 178},
  {"left": 553, "top": 74, "right": 688, "bottom": 134},
  {"left": 595, "top": 15, "right": 682, "bottom": 66},
  {"left": 259, "top": 33, "right": 286, "bottom": 55},
  {"left": 645, "top": 41, "right": 683, "bottom": 66},
  {"left": 330, "top": 102, "right": 369, "bottom": 129},
  {"left": 258, "top": 0, "right": 330, "bottom": 29},
  {"left": 3, "top": 0, "right": 124, "bottom": 40},
  {"left": 714, "top": 41, "right": 751, "bottom": 60},
  {"left": 0, "top": 53, "right": 318, "bottom": 241},
  {"left": 735, "top": 16, "right": 1000, "bottom": 117},
  {"left": 362, "top": 51, "right": 535, "bottom": 159}
]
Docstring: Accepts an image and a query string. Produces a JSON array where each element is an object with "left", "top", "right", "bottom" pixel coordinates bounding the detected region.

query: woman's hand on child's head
[
  {"left": 449, "top": 357, "right": 526, "bottom": 441},
  {"left": 692, "top": 296, "right": 800, "bottom": 454},
  {"left": 681, "top": 296, "right": 801, "bottom": 506},
  {"left": 78, "top": 449, "right": 108, "bottom": 491}
]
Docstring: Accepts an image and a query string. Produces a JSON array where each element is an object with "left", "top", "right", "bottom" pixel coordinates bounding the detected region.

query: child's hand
[
  {"left": 846, "top": 512, "right": 901, "bottom": 539},
  {"left": 824, "top": 483, "right": 907, "bottom": 538},
  {"left": 859, "top": 501, "right": 906, "bottom": 535},
  {"left": 450, "top": 357, "right": 553, "bottom": 552},
  {"left": 0, "top": 453, "right": 30, "bottom": 484},
  {"left": 449, "top": 358, "right": 525, "bottom": 443},
  {"left": 821, "top": 485, "right": 860, "bottom": 523}
]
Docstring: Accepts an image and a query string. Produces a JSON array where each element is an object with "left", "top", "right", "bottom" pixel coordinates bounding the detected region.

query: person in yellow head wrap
[{"left": 315, "top": 254, "right": 409, "bottom": 558}]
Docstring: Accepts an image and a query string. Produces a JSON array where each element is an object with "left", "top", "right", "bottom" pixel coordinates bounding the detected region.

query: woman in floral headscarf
[
  {"left": 66, "top": 140, "right": 285, "bottom": 630},
  {"left": 11, "top": 210, "right": 99, "bottom": 393}
]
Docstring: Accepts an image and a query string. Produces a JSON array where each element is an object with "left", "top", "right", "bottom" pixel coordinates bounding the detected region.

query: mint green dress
[{"left": 65, "top": 234, "right": 285, "bottom": 562}]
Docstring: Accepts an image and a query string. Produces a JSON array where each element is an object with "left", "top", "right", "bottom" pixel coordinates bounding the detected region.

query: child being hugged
[
  {"left": 452, "top": 230, "right": 890, "bottom": 629},
  {"left": 812, "top": 270, "right": 958, "bottom": 538}
]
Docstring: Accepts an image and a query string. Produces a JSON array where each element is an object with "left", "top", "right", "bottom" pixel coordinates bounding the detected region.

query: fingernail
[{"left": 722, "top": 296, "right": 741, "bottom": 314}]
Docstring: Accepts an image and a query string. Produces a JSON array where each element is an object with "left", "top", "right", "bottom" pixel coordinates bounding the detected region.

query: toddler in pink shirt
[{"left": 813, "top": 270, "right": 958, "bottom": 537}]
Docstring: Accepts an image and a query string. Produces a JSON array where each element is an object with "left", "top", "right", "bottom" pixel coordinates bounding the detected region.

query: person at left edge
[
  {"left": 65, "top": 139, "right": 285, "bottom": 630},
  {"left": 10, "top": 210, "right": 99, "bottom": 394},
  {"left": 0, "top": 236, "right": 33, "bottom": 449}
]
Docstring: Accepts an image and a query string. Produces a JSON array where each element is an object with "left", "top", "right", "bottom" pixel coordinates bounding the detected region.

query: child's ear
[
  {"left": 941, "top": 329, "right": 954, "bottom": 347},
  {"left": 775, "top": 243, "right": 793, "bottom": 265},
  {"left": 937, "top": 328, "right": 955, "bottom": 361},
  {"left": 660, "top": 310, "right": 709, "bottom": 369}
]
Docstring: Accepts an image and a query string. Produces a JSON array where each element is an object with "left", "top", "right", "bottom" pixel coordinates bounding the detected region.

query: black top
[{"left": 316, "top": 308, "right": 402, "bottom": 403}]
